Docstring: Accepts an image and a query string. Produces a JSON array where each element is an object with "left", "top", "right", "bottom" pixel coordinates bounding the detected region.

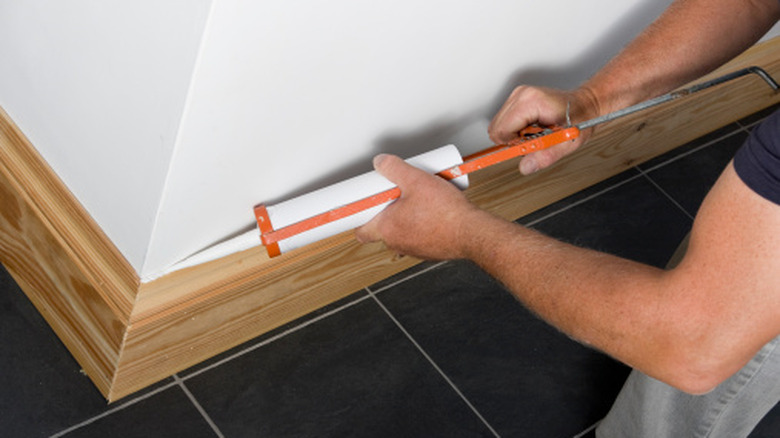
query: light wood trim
[
  {"left": 0, "top": 107, "right": 139, "bottom": 320},
  {"left": 1, "top": 37, "right": 778, "bottom": 401},
  {"left": 0, "top": 113, "right": 137, "bottom": 395},
  {"left": 118, "top": 38, "right": 780, "bottom": 400}
]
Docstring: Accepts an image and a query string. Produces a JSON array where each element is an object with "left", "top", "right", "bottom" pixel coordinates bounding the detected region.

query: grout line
[
  {"left": 49, "top": 381, "right": 179, "bottom": 438},
  {"left": 631, "top": 121, "right": 763, "bottom": 223},
  {"left": 637, "top": 127, "right": 745, "bottom": 175},
  {"left": 636, "top": 167, "right": 695, "bottom": 221},
  {"left": 366, "top": 288, "right": 501, "bottom": 438},
  {"left": 181, "top": 293, "right": 372, "bottom": 381},
  {"left": 736, "top": 116, "right": 766, "bottom": 132},
  {"left": 51, "top": 292, "right": 372, "bottom": 438},
  {"left": 40, "top": 118, "right": 768, "bottom": 438},
  {"left": 523, "top": 173, "right": 644, "bottom": 228},
  {"left": 48, "top": 120, "right": 761, "bottom": 438},
  {"left": 633, "top": 117, "right": 762, "bottom": 223},
  {"left": 174, "top": 374, "right": 225, "bottom": 438},
  {"left": 572, "top": 420, "right": 600, "bottom": 438},
  {"left": 524, "top": 123, "right": 746, "bottom": 229},
  {"left": 366, "top": 261, "right": 448, "bottom": 295}
]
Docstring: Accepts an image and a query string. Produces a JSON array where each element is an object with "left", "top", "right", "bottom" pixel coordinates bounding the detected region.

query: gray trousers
[
  {"left": 596, "top": 335, "right": 780, "bottom": 437},
  {"left": 597, "top": 234, "right": 779, "bottom": 437}
]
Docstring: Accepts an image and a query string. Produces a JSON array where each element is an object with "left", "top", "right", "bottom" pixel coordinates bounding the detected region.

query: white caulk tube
[
  {"left": 154, "top": 144, "right": 468, "bottom": 280},
  {"left": 265, "top": 144, "right": 468, "bottom": 254}
]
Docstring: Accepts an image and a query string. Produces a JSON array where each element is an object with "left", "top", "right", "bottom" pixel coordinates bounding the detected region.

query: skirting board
[{"left": 2, "top": 37, "right": 779, "bottom": 402}]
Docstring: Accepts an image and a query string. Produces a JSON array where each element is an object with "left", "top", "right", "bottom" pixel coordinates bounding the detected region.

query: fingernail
[
  {"left": 373, "top": 154, "right": 388, "bottom": 169},
  {"left": 520, "top": 158, "right": 539, "bottom": 175}
]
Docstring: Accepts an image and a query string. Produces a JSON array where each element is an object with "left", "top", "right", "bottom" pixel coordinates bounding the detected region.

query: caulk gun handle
[
  {"left": 451, "top": 125, "right": 581, "bottom": 177},
  {"left": 517, "top": 124, "right": 555, "bottom": 137}
]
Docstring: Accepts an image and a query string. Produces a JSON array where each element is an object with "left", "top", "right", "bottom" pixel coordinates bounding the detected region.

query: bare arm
[
  {"left": 356, "top": 0, "right": 780, "bottom": 394},
  {"left": 489, "top": 0, "right": 780, "bottom": 174},
  {"left": 459, "top": 163, "right": 780, "bottom": 393},
  {"left": 357, "top": 156, "right": 780, "bottom": 394},
  {"left": 585, "top": 0, "right": 780, "bottom": 114}
]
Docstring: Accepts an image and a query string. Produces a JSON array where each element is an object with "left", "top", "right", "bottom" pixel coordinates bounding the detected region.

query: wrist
[
  {"left": 572, "top": 86, "right": 602, "bottom": 121},
  {"left": 567, "top": 86, "right": 603, "bottom": 140},
  {"left": 455, "top": 208, "right": 511, "bottom": 262}
]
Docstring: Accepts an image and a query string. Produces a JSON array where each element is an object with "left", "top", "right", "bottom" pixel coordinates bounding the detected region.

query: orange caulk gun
[{"left": 255, "top": 67, "right": 778, "bottom": 258}]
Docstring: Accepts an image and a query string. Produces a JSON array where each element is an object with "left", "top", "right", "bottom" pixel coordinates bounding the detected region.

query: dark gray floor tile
[
  {"left": 180, "top": 289, "right": 370, "bottom": 378},
  {"left": 738, "top": 103, "right": 780, "bottom": 128},
  {"left": 372, "top": 170, "right": 694, "bottom": 436},
  {"left": 373, "top": 261, "right": 630, "bottom": 438},
  {"left": 184, "top": 297, "right": 493, "bottom": 438},
  {"left": 637, "top": 123, "right": 741, "bottom": 171},
  {"left": 531, "top": 176, "right": 692, "bottom": 268},
  {"left": 0, "top": 264, "right": 176, "bottom": 438},
  {"left": 61, "top": 386, "right": 217, "bottom": 438},
  {"left": 3, "top": 105, "right": 778, "bottom": 438},
  {"left": 643, "top": 130, "right": 748, "bottom": 217},
  {"left": 0, "top": 264, "right": 109, "bottom": 438},
  {"left": 363, "top": 259, "right": 445, "bottom": 294},
  {"left": 517, "top": 168, "right": 641, "bottom": 227},
  {"left": 750, "top": 401, "right": 780, "bottom": 438}
]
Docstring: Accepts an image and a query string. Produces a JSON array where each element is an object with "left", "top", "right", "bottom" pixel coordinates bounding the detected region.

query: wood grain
[
  {"left": 117, "top": 38, "right": 780, "bottom": 401},
  {"left": 1, "top": 37, "right": 778, "bottom": 401},
  {"left": 0, "top": 107, "right": 138, "bottom": 320},
  {"left": 0, "top": 107, "right": 138, "bottom": 397}
]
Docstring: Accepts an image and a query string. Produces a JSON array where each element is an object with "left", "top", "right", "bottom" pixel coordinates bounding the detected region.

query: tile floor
[{"left": 2, "top": 108, "right": 779, "bottom": 437}]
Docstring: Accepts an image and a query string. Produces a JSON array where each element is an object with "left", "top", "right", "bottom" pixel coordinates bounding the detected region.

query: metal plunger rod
[
  {"left": 577, "top": 66, "right": 779, "bottom": 131},
  {"left": 257, "top": 66, "right": 779, "bottom": 257}
]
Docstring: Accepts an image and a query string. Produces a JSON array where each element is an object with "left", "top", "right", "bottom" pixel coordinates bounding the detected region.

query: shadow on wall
[
  {"left": 487, "top": 0, "right": 673, "bottom": 115},
  {"left": 274, "top": 113, "right": 491, "bottom": 205},
  {"left": 377, "top": 0, "right": 672, "bottom": 164},
  {"left": 274, "top": 0, "right": 671, "bottom": 204}
]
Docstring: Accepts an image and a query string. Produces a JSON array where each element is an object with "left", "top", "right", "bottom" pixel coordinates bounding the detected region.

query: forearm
[
  {"left": 464, "top": 210, "right": 664, "bottom": 358},
  {"left": 583, "top": 0, "right": 780, "bottom": 115},
  {"left": 458, "top": 180, "right": 780, "bottom": 395},
  {"left": 359, "top": 154, "right": 780, "bottom": 394},
  {"left": 458, "top": 210, "right": 736, "bottom": 393}
]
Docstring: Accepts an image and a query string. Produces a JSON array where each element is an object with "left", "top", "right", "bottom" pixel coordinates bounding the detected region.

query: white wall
[
  {"left": 0, "top": 0, "right": 211, "bottom": 270},
  {"left": 142, "top": 0, "right": 677, "bottom": 279},
  {"left": 22, "top": 0, "right": 780, "bottom": 279}
]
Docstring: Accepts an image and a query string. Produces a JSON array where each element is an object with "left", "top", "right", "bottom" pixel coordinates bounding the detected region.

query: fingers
[
  {"left": 489, "top": 86, "right": 540, "bottom": 144},
  {"left": 372, "top": 153, "right": 425, "bottom": 190},
  {"left": 489, "top": 85, "right": 566, "bottom": 144},
  {"left": 355, "top": 154, "right": 417, "bottom": 244},
  {"left": 518, "top": 139, "right": 582, "bottom": 175},
  {"left": 354, "top": 218, "right": 379, "bottom": 243},
  {"left": 489, "top": 85, "right": 597, "bottom": 175},
  {"left": 356, "top": 152, "right": 482, "bottom": 260}
]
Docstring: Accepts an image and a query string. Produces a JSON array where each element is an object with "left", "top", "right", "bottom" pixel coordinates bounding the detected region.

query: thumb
[
  {"left": 373, "top": 153, "right": 422, "bottom": 190},
  {"left": 354, "top": 154, "right": 409, "bottom": 244}
]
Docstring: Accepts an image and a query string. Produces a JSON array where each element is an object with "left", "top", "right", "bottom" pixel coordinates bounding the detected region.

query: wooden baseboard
[
  {"left": 2, "top": 37, "right": 779, "bottom": 402},
  {"left": 0, "top": 108, "right": 138, "bottom": 397}
]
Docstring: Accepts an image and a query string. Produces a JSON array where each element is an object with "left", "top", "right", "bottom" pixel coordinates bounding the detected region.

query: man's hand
[
  {"left": 488, "top": 86, "right": 599, "bottom": 175},
  {"left": 355, "top": 154, "right": 487, "bottom": 260}
]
